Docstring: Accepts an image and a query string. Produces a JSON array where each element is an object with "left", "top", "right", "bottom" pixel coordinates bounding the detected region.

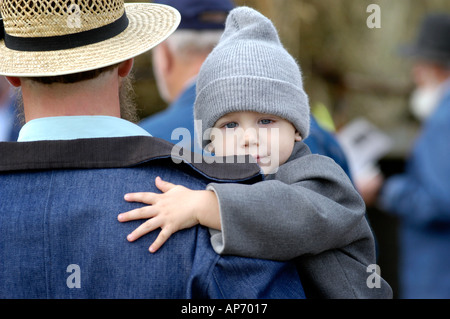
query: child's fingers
[
  {"left": 149, "top": 227, "right": 174, "bottom": 253},
  {"left": 118, "top": 206, "right": 156, "bottom": 222},
  {"left": 127, "top": 218, "right": 161, "bottom": 242},
  {"left": 124, "top": 192, "right": 157, "bottom": 204},
  {"left": 155, "top": 176, "right": 177, "bottom": 193}
]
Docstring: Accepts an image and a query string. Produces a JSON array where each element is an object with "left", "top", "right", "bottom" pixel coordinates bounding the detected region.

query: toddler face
[{"left": 209, "top": 111, "right": 302, "bottom": 174}]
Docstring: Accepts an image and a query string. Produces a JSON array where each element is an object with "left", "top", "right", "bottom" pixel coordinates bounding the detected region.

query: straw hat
[{"left": 0, "top": 0, "right": 181, "bottom": 77}]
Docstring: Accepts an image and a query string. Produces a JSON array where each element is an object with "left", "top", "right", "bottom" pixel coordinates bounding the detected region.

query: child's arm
[
  {"left": 118, "top": 176, "right": 220, "bottom": 253},
  {"left": 208, "top": 152, "right": 368, "bottom": 260}
]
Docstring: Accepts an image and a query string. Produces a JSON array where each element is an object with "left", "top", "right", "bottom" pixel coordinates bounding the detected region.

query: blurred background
[
  {"left": 133, "top": 0, "right": 447, "bottom": 141},
  {"left": 127, "top": 0, "right": 450, "bottom": 298}
]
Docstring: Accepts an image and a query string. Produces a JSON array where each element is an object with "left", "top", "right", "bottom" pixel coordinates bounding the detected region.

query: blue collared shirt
[{"left": 17, "top": 116, "right": 151, "bottom": 142}]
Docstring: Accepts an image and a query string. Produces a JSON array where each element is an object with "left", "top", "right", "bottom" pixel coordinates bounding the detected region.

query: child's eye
[
  {"left": 259, "top": 119, "right": 273, "bottom": 125},
  {"left": 224, "top": 122, "right": 238, "bottom": 129}
]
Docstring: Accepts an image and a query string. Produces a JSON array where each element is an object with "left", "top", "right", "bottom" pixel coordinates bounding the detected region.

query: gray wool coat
[{"left": 207, "top": 142, "right": 392, "bottom": 299}]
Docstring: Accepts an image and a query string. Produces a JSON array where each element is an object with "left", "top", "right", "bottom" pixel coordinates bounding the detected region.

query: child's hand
[
  {"left": 118, "top": 176, "right": 220, "bottom": 253},
  {"left": 118, "top": 177, "right": 200, "bottom": 253}
]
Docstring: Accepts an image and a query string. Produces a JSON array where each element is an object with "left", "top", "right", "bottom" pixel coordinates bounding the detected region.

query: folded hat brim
[{"left": 0, "top": 3, "right": 180, "bottom": 77}]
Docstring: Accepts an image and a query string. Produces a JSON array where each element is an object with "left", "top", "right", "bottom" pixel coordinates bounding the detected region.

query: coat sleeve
[{"left": 207, "top": 153, "right": 368, "bottom": 260}]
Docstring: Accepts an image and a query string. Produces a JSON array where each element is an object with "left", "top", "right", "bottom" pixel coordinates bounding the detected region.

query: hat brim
[
  {"left": 0, "top": 3, "right": 180, "bottom": 77},
  {"left": 398, "top": 44, "right": 450, "bottom": 65}
]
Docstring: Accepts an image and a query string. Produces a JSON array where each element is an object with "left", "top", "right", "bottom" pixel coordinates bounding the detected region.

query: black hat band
[{"left": 0, "top": 12, "right": 129, "bottom": 52}]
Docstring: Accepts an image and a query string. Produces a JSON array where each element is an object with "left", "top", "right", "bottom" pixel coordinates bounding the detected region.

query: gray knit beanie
[{"left": 194, "top": 6, "right": 310, "bottom": 149}]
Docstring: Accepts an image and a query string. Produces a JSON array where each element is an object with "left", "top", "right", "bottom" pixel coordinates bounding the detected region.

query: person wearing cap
[
  {"left": 0, "top": 0, "right": 306, "bottom": 299},
  {"left": 139, "top": 0, "right": 234, "bottom": 154},
  {"left": 359, "top": 13, "right": 450, "bottom": 299},
  {"left": 139, "top": 0, "right": 353, "bottom": 181},
  {"left": 119, "top": 6, "right": 393, "bottom": 299}
]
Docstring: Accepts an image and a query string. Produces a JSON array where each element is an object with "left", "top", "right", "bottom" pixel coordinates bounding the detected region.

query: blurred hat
[
  {"left": 400, "top": 13, "right": 450, "bottom": 66},
  {"left": 153, "top": 0, "right": 235, "bottom": 30},
  {"left": 0, "top": 0, "right": 180, "bottom": 77}
]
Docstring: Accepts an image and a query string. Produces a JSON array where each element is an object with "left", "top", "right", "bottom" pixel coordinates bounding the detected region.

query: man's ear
[
  {"left": 5, "top": 76, "right": 21, "bottom": 87},
  {"left": 163, "top": 42, "right": 175, "bottom": 74},
  {"left": 153, "top": 42, "right": 173, "bottom": 75},
  {"left": 118, "top": 58, "right": 134, "bottom": 77}
]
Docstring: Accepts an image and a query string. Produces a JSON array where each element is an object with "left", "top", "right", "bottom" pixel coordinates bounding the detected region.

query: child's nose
[{"left": 242, "top": 129, "right": 258, "bottom": 147}]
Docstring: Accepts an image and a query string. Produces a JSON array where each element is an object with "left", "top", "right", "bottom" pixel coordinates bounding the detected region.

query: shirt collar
[{"left": 17, "top": 116, "right": 151, "bottom": 142}]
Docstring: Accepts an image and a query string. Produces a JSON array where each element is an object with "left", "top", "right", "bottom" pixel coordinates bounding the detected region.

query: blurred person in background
[
  {"left": 139, "top": 0, "right": 234, "bottom": 153},
  {"left": 139, "top": 0, "right": 352, "bottom": 178},
  {"left": 359, "top": 13, "right": 450, "bottom": 299},
  {"left": 0, "top": 76, "right": 20, "bottom": 141}
]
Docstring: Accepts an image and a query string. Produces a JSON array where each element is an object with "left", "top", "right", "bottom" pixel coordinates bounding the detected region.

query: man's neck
[{"left": 21, "top": 74, "right": 121, "bottom": 122}]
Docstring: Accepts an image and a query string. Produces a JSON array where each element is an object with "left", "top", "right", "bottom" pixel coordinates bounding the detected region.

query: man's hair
[
  {"left": 26, "top": 64, "right": 120, "bottom": 85},
  {"left": 166, "top": 30, "right": 223, "bottom": 61}
]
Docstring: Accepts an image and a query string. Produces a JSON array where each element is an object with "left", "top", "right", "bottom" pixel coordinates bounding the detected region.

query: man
[
  {"left": 359, "top": 13, "right": 450, "bottom": 299},
  {"left": 140, "top": 0, "right": 352, "bottom": 179},
  {"left": 139, "top": 0, "right": 234, "bottom": 154},
  {"left": 0, "top": 0, "right": 305, "bottom": 299},
  {"left": 0, "top": 76, "right": 20, "bottom": 141}
]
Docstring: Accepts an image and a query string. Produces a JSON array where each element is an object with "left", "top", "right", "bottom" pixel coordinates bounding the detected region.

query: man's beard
[{"left": 119, "top": 74, "right": 139, "bottom": 123}]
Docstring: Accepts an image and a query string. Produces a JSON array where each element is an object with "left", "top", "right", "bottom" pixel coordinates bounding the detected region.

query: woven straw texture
[
  {"left": 2, "top": 0, "right": 124, "bottom": 37},
  {"left": 0, "top": 1, "right": 180, "bottom": 76}
]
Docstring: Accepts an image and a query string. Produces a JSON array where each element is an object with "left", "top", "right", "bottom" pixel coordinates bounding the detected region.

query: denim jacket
[{"left": 0, "top": 136, "right": 305, "bottom": 299}]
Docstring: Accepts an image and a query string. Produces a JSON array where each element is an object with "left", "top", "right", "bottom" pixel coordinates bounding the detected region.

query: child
[{"left": 118, "top": 6, "right": 392, "bottom": 298}]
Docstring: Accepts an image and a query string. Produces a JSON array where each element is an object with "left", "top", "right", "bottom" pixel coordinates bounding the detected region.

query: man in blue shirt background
[{"left": 360, "top": 13, "right": 450, "bottom": 299}]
